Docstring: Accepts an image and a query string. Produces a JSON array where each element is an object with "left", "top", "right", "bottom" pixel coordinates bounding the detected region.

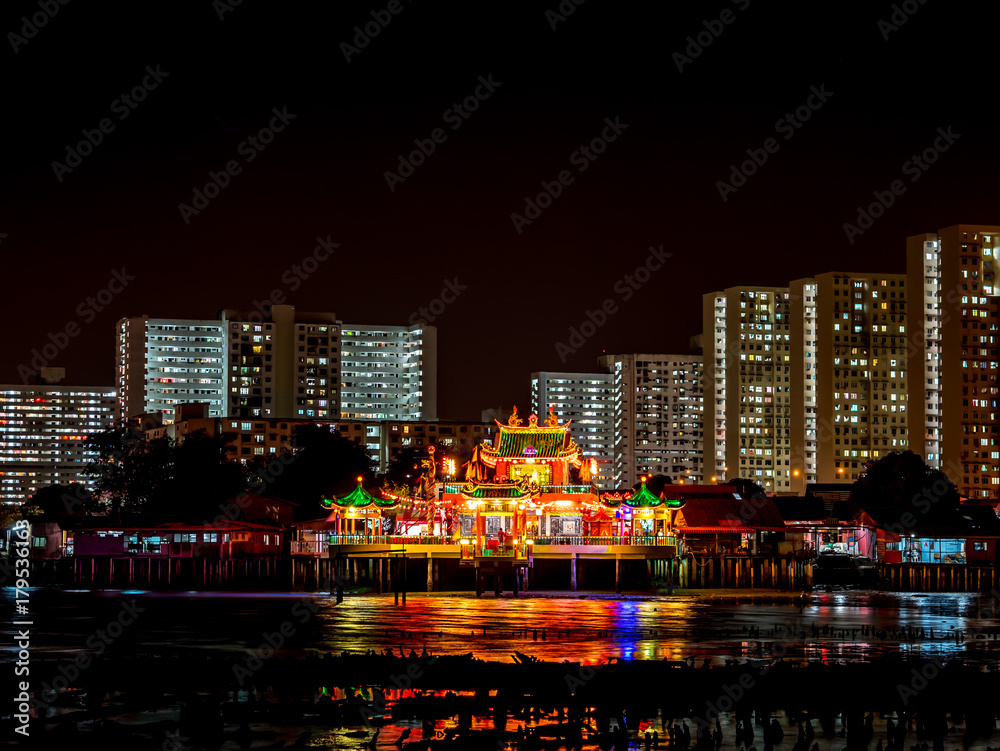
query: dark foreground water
[{"left": 4, "top": 588, "right": 1000, "bottom": 749}]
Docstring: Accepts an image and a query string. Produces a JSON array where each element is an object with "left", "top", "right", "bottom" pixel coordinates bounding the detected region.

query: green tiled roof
[
  {"left": 601, "top": 482, "right": 668, "bottom": 508},
  {"left": 323, "top": 482, "right": 395, "bottom": 509},
  {"left": 622, "top": 482, "right": 662, "bottom": 508},
  {"left": 492, "top": 428, "right": 567, "bottom": 458}
]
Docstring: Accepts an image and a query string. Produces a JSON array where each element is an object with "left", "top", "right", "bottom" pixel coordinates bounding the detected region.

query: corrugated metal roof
[{"left": 675, "top": 496, "right": 786, "bottom": 532}]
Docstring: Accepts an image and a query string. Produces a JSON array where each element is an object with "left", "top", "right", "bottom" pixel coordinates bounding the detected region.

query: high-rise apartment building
[
  {"left": 117, "top": 316, "right": 227, "bottom": 422},
  {"left": 790, "top": 272, "right": 910, "bottom": 485},
  {"left": 597, "top": 354, "right": 704, "bottom": 488},
  {"left": 530, "top": 371, "right": 614, "bottom": 487},
  {"left": 0, "top": 369, "right": 116, "bottom": 502},
  {"left": 703, "top": 286, "right": 792, "bottom": 491},
  {"left": 907, "top": 224, "right": 1000, "bottom": 502},
  {"left": 220, "top": 305, "right": 340, "bottom": 419},
  {"left": 119, "top": 309, "right": 433, "bottom": 423},
  {"left": 339, "top": 324, "right": 437, "bottom": 421}
]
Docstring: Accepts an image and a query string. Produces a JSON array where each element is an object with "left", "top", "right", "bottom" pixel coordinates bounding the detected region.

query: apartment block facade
[
  {"left": 118, "top": 309, "right": 434, "bottom": 424},
  {"left": 530, "top": 371, "right": 614, "bottom": 488},
  {"left": 703, "top": 286, "right": 792, "bottom": 491},
  {"left": 596, "top": 354, "right": 704, "bottom": 488},
  {"left": 339, "top": 324, "right": 437, "bottom": 421},
  {"left": 117, "top": 316, "right": 227, "bottom": 422},
  {"left": 907, "top": 224, "right": 1000, "bottom": 502},
  {"left": 790, "top": 272, "right": 910, "bottom": 485},
  {"left": 0, "top": 373, "right": 116, "bottom": 502}
]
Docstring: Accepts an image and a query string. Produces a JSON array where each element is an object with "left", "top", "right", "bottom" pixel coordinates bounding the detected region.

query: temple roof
[
  {"left": 620, "top": 482, "right": 662, "bottom": 507},
  {"left": 601, "top": 482, "right": 674, "bottom": 508},
  {"left": 479, "top": 420, "right": 579, "bottom": 464},
  {"left": 322, "top": 481, "right": 396, "bottom": 509},
  {"left": 458, "top": 480, "right": 533, "bottom": 502}
]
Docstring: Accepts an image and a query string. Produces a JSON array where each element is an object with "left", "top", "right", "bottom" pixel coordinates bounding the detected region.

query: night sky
[{"left": 4, "top": 2, "right": 999, "bottom": 420}]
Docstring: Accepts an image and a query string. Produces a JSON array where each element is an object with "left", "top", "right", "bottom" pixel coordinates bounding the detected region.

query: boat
[
  {"left": 813, "top": 552, "right": 879, "bottom": 586},
  {"left": 813, "top": 551, "right": 861, "bottom": 585}
]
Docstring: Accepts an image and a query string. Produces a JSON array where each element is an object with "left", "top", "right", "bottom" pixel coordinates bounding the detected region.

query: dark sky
[{"left": 4, "top": 2, "right": 999, "bottom": 420}]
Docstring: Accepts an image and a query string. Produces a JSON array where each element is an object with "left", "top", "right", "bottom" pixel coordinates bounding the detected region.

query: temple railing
[
  {"left": 531, "top": 535, "right": 675, "bottom": 546},
  {"left": 304, "top": 535, "right": 675, "bottom": 550},
  {"left": 325, "top": 535, "right": 448, "bottom": 546},
  {"left": 440, "top": 483, "right": 597, "bottom": 495},
  {"left": 460, "top": 542, "right": 531, "bottom": 560}
]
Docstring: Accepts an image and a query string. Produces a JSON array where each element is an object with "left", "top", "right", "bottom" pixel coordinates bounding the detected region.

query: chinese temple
[
  {"left": 441, "top": 406, "right": 604, "bottom": 594},
  {"left": 297, "top": 406, "right": 677, "bottom": 596}
]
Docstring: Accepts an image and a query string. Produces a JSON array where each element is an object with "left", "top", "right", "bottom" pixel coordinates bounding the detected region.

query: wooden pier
[
  {"left": 878, "top": 562, "right": 998, "bottom": 592},
  {"left": 49, "top": 546, "right": 1000, "bottom": 593}
]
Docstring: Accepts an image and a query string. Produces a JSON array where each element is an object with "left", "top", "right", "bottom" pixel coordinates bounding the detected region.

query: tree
[
  {"left": 248, "top": 424, "right": 374, "bottom": 519},
  {"left": 26, "top": 483, "right": 92, "bottom": 520},
  {"left": 381, "top": 446, "right": 427, "bottom": 490},
  {"left": 851, "top": 450, "right": 960, "bottom": 524},
  {"left": 0, "top": 502, "right": 27, "bottom": 531},
  {"left": 84, "top": 423, "right": 174, "bottom": 522},
  {"left": 154, "top": 429, "right": 245, "bottom": 523}
]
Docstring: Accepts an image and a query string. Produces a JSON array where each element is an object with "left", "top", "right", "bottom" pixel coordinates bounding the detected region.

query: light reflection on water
[
  {"left": 310, "top": 591, "right": 1000, "bottom": 665},
  {"left": 9, "top": 589, "right": 1000, "bottom": 666}
]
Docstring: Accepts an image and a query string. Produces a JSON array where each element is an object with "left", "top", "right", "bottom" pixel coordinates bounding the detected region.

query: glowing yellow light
[
  {"left": 793, "top": 470, "right": 800, "bottom": 477},
  {"left": 356, "top": 475, "right": 363, "bottom": 482},
  {"left": 526, "top": 539, "right": 534, "bottom": 545},
  {"left": 640, "top": 475, "right": 647, "bottom": 482},
  {"left": 711, "top": 476, "right": 717, "bottom": 482},
  {"left": 459, "top": 539, "right": 470, "bottom": 545}
]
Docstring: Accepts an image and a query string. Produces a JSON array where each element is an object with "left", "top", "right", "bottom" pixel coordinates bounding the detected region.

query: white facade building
[
  {"left": 703, "top": 286, "right": 792, "bottom": 491},
  {"left": 597, "top": 354, "right": 704, "bottom": 488},
  {"left": 119, "top": 311, "right": 435, "bottom": 423},
  {"left": 339, "top": 324, "right": 437, "bottom": 421},
  {"left": 117, "top": 316, "right": 227, "bottom": 423},
  {"left": 0, "top": 377, "right": 116, "bottom": 502},
  {"left": 530, "top": 371, "right": 614, "bottom": 488}
]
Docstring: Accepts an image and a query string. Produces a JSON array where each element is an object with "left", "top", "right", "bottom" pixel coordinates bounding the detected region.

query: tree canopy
[
  {"left": 83, "top": 423, "right": 174, "bottom": 522},
  {"left": 79, "top": 421, "right": 374, "bottom": 523},
  {"left": 851, "top": 450, "right": 960, "bottom": 525},
  {"left": 26, "top": 483, "right": 92, "bottom": 520},
  {"left": 245, "top": 423, "right": 374, "bottom": 519}
]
